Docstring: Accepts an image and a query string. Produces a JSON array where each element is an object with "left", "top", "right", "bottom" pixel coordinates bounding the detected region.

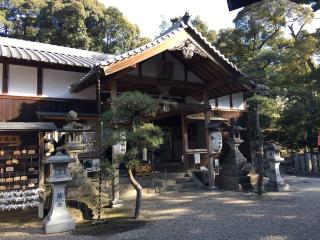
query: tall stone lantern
[
  {"left": 43, "top": 147, "right": 75, "bottom": 234},
  {"left": 264, "top": 143, "right": 289, "bottom": 191},
  {"left": 216, "top": 120, "right": 250, "bottom": 191}
]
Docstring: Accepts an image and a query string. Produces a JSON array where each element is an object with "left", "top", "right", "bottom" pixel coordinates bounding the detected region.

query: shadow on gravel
[{"left": 73, "top": 218, "right": 149, "bottom": 236}]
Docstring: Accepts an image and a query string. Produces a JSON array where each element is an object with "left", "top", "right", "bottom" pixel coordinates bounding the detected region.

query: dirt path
[{"left": 1, "top": 175, "right": 320, "bottom": 240}]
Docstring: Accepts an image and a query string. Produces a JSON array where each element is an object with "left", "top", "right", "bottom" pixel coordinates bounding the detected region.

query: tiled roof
[
  {"left": 0, "top": 37, "right": 112, "bottom": 68},
  {"left": 99, "top": 27, "right": 185, "bottom": 66},
  {"left": 0, "top": 122, "right": 57, "bottom": 131}
]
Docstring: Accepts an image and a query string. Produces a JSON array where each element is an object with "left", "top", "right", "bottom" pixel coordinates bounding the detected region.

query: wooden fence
[{"left": 290, "top": 153, "right": 320, "bottom": 175}]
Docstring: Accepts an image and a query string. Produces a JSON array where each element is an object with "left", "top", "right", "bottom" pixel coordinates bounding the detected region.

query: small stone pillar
[
  {"left": 43, "top": 148, "right": 75, "bottom": 234},
  {"left": 264, "top": 143, "right": 289, "bottom": 192},
  {"left": 312, "top": 155, "right": 318, "bottom": 174},
  {"left": 300, "top": 154, "right": 306, "bottom": 173},
  {"left": 293, "top": 154, "right": 300, "bottom": 174},
  {"left": 306, "top": 153, "right": 312, "bottom": 173}
]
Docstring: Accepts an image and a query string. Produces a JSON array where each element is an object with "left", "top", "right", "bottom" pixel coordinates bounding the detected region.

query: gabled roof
[
  {"left": 70, "top": 12, "right": 245, "bottom": 94},
  {"left": 100, "top": 13, "right": 241, "bottom": 75},
  {"left": 0, "top": 37, "right": 112, "bottom": 68}
]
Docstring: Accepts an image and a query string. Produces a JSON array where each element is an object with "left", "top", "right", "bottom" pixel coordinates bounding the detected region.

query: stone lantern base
[
  {"left": 43, "top": 184, "right": 75, "bottom": 234},
  {"left": 265, "top": 157, "right": 290, "bottom": 192}
]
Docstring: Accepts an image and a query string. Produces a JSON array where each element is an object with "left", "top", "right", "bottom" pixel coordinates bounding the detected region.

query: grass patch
[{"left": 0, "top": 208, "right": 40, "bottom": 227}]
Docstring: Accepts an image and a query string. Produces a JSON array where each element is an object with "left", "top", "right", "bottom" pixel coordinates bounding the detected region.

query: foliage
[
  {"left": 191, "top": 16, "right": 217, "bottom": 45},
  {"left": 98, "top": 160, "right": 115, "bottom": 181},
  {"left": 0, "top": 0, "right": 148, "bottom": 53},
  {"left": 104, "top": 91, "right": 159, "bottom": 128},
  {"left": 102, "top": 91, "right": 163, "bottom": 169},
  {"left": 214, "top": 0, "right": 320, "bottom": 151}
]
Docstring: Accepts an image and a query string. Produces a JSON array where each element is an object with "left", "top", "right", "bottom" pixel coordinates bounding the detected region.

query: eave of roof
[
  {"left": 0, "top": 122, "right": 57, "bottom": 132},
  {"left": 0, "top": 36, "right": 112, "bottom": 68}
]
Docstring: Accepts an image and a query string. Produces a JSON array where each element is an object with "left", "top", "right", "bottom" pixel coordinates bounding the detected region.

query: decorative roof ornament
[
  {"left": 170, "top": 40, "right": 207, "bottom": 59},
  {"left": 182, "top": 11, "right": 191, "bottom": 23}
]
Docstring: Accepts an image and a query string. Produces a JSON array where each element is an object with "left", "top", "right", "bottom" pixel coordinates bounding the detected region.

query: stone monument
[
  {"left": 43, "top": 147, "right": 75, "bottom": 234},
  {"left": 264, "top": 143, "right": 289, "bottom": 191}
]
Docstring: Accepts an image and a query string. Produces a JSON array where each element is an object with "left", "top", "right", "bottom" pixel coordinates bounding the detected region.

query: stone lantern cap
[
  {"left": 205, "top": 118, "right": 229, "bottom": 130},
  {"left": 264, "top": 143, "right": 282, "bottom": 152},
  {"left": 45, "top": 148, "right": 75, "bottom": 164},
  {"left": 227, "top": 118, "right": 247, "bottom": 132}
]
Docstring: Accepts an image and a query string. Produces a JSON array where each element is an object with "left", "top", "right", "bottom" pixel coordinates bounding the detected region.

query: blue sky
[{"left": 101, "top": 0, "right": 320, "bottom": 39}]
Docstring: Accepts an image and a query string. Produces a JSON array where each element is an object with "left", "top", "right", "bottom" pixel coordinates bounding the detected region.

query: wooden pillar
[
  {"left": 2, "top": 63, "right": 8, "bottom": 93},
  {"left": 181, "top": 111, "right": 188, "bottom": 171},
  {"left": 96, "top": 71, "right": 103, "bottom": 219},
  {"left": 110, "top": 80, "right": 122, "bottom": 206},
  {"left": 203, "top": 90, "right": 214, "bottom": 187}
]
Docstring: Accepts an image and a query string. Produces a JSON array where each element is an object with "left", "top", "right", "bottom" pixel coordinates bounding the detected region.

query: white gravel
[{"left": 2, "top": 175, "right": 320, "bottom": 240}]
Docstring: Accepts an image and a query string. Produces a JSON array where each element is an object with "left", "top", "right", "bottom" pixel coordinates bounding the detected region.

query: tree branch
[{"left": 257, "top": 28, "right": 281, "bottom": 50}]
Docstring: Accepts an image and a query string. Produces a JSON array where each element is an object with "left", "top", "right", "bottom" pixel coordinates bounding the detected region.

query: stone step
[
  {"left": 165, "top": 182, "right": 196, "bottom": 191},
  {"left": 175, "top": 177, "right": 193, "bottom": 184}
]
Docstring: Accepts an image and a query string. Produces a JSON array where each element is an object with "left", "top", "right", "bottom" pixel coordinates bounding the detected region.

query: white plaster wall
[
  {"left": 188, "top": 71, "right": 205, "bottom": 83},
  {"left": 0, "top": 63, "right": 3, "bottom": 93},
  {"left": 209, "top": 99, "right": 216, "bottom": 108},
  {"left": 8, "top": 65, "right": 37, "bottom": 96},
  {"left": 218, "top": 95, "right": 230, "bottom": 109},
  {"left": 43, "top": 69, "right": 96, "bottom": 99},
  {"left": 232, "top": 92, "right": 245, "bottom": 110}
]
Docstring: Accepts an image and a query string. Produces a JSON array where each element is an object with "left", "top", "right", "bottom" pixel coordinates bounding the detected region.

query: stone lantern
[
  {"left": 62, "top": 111, "right": 89, "bottom": 157},
  {"left": 264, "top": 143, "right": 289, "bottom": 191},
  {"left": 43, "top": 147, "right": 75, "bottom": 234},
  {"left": 216, "top": 120, "right": 249, "bottom": 191}
]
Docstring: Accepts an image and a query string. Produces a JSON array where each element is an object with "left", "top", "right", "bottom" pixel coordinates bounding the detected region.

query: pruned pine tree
[{"left": 103, "top": 91, "right": 163, "bottom": 218}]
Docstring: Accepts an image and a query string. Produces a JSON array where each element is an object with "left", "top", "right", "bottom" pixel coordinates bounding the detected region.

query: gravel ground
[{"left": 1, "top": 175, "right": 320, "bottom": 240}]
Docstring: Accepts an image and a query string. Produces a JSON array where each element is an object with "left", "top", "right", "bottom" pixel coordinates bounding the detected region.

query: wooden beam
[
  {"left": 229, "top": 94, "right": 233, "bottom": 109},
  {"left": 110, "top": 80, "right": 117, "bottom": 99},
  {"left": 181, "top": 111, "right": 188, "bottom": 170},
  {"left": 2, "top": 62, "right": 8, "bottom": 93},
  {"left": 37, "top": 67, "right": 43, "bottom": 96},
  {"left": 115, "top": 74, "right": 205, "bottom": 91},
  {"left": 104, "top": 30, "right": 189, "bottom": 76},
  {"left": 138, "top": 63, "right": 142, "bottom": 76},
  {"left": 184, "top": 67, "right": 188, "bottom": 82},
  {"left": 207, "top": 77, "right": 233, "bottom": 90},
  {"left": 203, "top": 89, "right": 214, "bottom": 187}
]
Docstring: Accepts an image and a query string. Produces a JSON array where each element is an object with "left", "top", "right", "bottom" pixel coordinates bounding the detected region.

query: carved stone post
[{"left": 264, "top": 143, "right": 289, "bottom": 192}]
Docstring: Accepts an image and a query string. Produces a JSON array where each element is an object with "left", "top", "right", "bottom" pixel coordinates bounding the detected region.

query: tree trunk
[
  {"left": 127, "top": 168, "right": 142, "bottom": 218},
  {"left": 255, "top": 106, "right": 264, "bottom": 196}
]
